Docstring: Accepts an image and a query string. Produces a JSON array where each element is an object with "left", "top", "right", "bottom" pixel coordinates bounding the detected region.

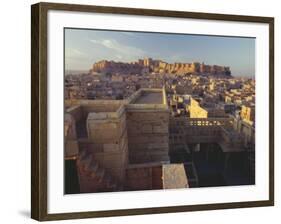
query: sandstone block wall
[
  {"left": 65, "top": 89, "right": 172, "bottom": 192},
  {"left": 126, "top": 110, "right": 170, "bottom": 164},
  {"left": 85, "top": 110, "right": 128, "bottom": 184}
]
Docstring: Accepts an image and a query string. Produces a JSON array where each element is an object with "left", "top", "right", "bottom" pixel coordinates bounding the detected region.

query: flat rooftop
[{"left": 133, "top": 92, "right": 163, "bottom": 104}]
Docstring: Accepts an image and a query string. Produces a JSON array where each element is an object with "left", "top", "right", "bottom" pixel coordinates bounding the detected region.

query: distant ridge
[{"left": 65, "top": 70, "right": 89, "bottom": 75}]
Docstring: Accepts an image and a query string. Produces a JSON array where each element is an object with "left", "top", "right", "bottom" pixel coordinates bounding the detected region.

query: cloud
[
  {"left": 116, "top": 54, "right": 123, "bottom": 60},
  {"left": 65, "top": 48, "right": 93, "bottom": 70},
  {"left": 65, "top": 48, "right": 86, "bottom": 59},
  {"left": 90, "top": 38, "right": 145, "bottom": 59}
]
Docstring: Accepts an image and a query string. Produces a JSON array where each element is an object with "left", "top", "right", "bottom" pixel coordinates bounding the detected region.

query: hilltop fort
[{"left": 91, "top": 58, "right": 231, "bottom": 76}]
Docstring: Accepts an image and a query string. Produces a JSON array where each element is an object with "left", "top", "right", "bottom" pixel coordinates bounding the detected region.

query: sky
[{"left": 65, "top": 28, "right": 255, "bottom": 77}]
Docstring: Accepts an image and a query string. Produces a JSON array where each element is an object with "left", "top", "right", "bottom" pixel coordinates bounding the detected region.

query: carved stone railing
[{"left": 169, "top": 117, "right": 243, "bottom": 146}]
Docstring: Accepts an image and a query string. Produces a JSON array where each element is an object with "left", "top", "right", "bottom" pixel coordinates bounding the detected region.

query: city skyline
[{"left": 65, "top": 28, "right": 255, "bottom": 77}]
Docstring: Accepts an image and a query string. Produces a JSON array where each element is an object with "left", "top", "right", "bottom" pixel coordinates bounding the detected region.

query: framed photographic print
[{"left": 31, "top": 2, "right": 274, "bottom": 221}]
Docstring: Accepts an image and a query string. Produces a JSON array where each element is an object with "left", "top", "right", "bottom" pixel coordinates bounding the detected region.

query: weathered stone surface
[
  {"left": 88, "top": 112, "right": 107, "bottom": 120},
  {"left": 103, "top": 153, "right": 123, "bottom": 168},
  {"left": 103, "top": 143, "right": 119, "bottom": 152},
  {"left": 65, "top": 140, "right": 79, "bottom": 158},
  {"left": 127, "top": 109, "right": 170, "bottom": 163},
  {"left": 79, "top": 142, "right": 103, "bottom": 153},
  {"left": 141, "top": 124, "right": 153, "bottom": 133},
  {"left": 162, "top": 164, "right": 189, "bottom": 189},
  {"left": 153, "top": 125, "right": 169, "bottom": 134},
  {"left": 147, "top": 142, "right": 168, "bottom": 150},
  {"left": 106, "top": 167, "right": 124, "bottom": 180},
  {"left": 151, "top": 155, "right": 170, "bottom": 162}
]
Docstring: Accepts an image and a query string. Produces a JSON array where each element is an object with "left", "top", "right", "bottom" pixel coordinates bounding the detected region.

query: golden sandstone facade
[
  {"left": 241, "top": 105, "right": 255, "bottom": 124},
  {"left": 65, "top": 88, "right": 255, "bottom": 193},
  {"left": 188, "top": 98, "right": 227, "bottom": 118},
  {"left": 65, "top": 88, "right": 189, "bottom": 193},
  {"left": 189, "top": 98, "right": 208, "bottom": 118},
  {"left": 91, "top": 58, "right": 231, "bottom": 76}
]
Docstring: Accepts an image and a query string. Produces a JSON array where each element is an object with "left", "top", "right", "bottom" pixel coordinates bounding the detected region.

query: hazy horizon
[{"left": 65, "top": 28, "right": 255, "bottom": 77}]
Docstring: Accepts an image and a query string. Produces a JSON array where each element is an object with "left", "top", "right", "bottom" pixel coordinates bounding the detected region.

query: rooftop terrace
[{"left": 133, "top": 91, "right": 163, "bottom": 104}]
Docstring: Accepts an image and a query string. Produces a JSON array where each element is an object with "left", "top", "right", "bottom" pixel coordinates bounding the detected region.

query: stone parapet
[{"left": 65, "top": 88, "right": 171, "bottom": 192}]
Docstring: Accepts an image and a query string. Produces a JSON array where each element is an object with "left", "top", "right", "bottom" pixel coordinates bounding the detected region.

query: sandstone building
[
  {"left": 188, "top": 97, "right": 227, "bottom": 118},
  {"left": 65, "top": 88, "right": 188, "bottom": 193},
  {"left": 65, "top": 88, "right": 254, "bottom": 193}
]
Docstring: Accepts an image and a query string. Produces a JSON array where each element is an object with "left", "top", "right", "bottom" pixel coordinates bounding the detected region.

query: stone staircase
[{"left": 77, "top": 150, "right": 120, "bottom": 193}]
